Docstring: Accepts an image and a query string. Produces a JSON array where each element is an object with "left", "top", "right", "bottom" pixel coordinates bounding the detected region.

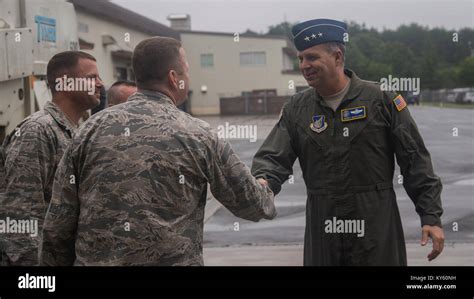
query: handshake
[{"left": 257, "top": 178, "right": 269, "bottom": 188}]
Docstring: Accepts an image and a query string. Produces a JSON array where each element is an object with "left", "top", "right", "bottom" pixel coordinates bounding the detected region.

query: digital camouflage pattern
[
  {"left": 40, "top": 90, "right": 276, "bottom": 266},
  {"left": 252, "top": 69, "right": 443, "bottom": 266},
  {"left": 0, "top": 101, "right": 76, "bottom": 265}
]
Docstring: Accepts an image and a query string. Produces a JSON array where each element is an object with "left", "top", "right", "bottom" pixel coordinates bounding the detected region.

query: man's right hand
[{"left": 257, "top": 178, "right": 269, "bottom": 188}]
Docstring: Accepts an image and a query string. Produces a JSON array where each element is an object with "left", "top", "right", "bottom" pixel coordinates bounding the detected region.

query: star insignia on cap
[
  {"left": 311, "top": 33, "right": 316, "bottom": 39},
  {"left": 318, "top": 32, "right": 323, "bottom": 37},
  {"left": 304, "top": 36, "right": 310, "bottom": 41}
]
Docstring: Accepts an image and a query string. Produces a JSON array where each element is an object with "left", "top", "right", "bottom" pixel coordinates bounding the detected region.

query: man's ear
[
  {"left": 168, "top": 70, "right": 179, "bottom": 89},
  {"left": 335, "top": 50, "right": 344, "bottom": 66}
]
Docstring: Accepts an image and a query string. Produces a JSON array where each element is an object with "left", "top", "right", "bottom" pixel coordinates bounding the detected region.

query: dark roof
[
  {"left": 79, "top": 38, "right": 94, "bottom": 49},
  {"left": 180, "top": 30, "right": 289, "bottom": 41},
  {"left": 69, "top": 0, "right": 180, "bottom": 40},
  {"left": 111, "top": 50, "right": 132, "bottom": 61}
]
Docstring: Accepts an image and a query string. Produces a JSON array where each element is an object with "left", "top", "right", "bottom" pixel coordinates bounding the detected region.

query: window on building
[
  {"left": 200, "top": 54, "right": 214, "bottom": 68},
  {"left": 116, "top": 67, "right": 128, "bottom": 81},
  {"left": 282, "top": 52, "right": 296, "bottom": 71},
  {"left": 128, "top": 69, "right": 135, "bottom": 81},
  {"left": 78, "top": 22, "right": 89, "bottom": 33},
  {"left": 240, "top": 52, "right": 266, "bottom": 66}
]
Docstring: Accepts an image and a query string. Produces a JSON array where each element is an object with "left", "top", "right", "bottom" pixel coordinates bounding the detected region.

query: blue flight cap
[{"left": 291, "top": 19, "right": 348, "bottom": 51}]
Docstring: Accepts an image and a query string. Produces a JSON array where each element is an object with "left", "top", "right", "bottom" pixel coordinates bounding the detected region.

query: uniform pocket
[{"left": 350, "top": 127, "right": 393, "bottom": 185}]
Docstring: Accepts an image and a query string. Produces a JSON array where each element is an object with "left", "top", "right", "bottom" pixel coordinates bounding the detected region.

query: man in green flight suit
[{"left": 251, "top": 19, "right": 445, "bottom": 266}]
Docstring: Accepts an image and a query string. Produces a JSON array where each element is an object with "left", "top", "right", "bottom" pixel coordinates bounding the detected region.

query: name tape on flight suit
[{"left": 341, "top": 106, "right": 367, "bottom": 122}]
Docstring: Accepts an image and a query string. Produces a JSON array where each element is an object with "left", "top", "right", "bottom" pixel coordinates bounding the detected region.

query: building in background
[
  {"left": 167, "top": 14, "right": 191, "bottom": 31},
  {"left": 0, "top": 0, "right": 80, "bottom": 141},
  {"left": 70, "top": 1, "right": 305, "bottom": 115},
  {"left": 179, "top": 29, "right": 306, "bottom": 115},
  {"left": 69, "top": 0, "right": 179, "bottom": 87}
]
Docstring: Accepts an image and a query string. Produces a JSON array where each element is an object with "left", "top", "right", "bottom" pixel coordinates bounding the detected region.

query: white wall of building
[
  {"left": 75, "top": 11, "right": 152, "bottom": 87},
  {"left": 180, "top": 32, "right": 307, "bottom": 115},
  {"left": 75, "top": 12, "right": 308, "bottom": 115}
]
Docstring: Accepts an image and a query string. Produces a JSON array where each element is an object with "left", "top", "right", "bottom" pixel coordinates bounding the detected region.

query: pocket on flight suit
[{"left": 350, "top": 126, "right": 392, "bottom": 184}]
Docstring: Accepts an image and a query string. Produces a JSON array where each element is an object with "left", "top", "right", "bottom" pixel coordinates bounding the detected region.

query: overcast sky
[{"left": 112, "top": 0, "right": 473, "bottom": 33}]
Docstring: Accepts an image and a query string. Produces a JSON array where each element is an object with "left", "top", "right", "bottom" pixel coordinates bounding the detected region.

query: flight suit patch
[
  {"left": 310, "top": 115, "right": 328, "bottom": 133},
  {"left": 341, "top": 106, "right": 367, "bottom": 122}
]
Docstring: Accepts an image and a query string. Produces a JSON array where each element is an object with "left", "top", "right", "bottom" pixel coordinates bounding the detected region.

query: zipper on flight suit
[
  {"left": 332, "top": 98, "right": 353, "bottom": 137},
  {"left": 330, "top": 110, "right": 336, "bottom": 137}
]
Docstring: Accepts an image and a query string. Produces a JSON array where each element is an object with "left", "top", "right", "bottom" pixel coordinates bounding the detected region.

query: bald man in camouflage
[{"left": 39, "top": 37, "right": 276, "bottom": 266}]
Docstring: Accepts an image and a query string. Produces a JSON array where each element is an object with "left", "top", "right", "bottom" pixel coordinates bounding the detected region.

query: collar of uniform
[
  {"left": 313, "top": 68, "right": 363, "bottom": 104},
  {"left": 135, "top": 89, "right": 176, "bottom": 106},
  {"left": 43, "top": 101, "right": 77, "bottom": 135}
]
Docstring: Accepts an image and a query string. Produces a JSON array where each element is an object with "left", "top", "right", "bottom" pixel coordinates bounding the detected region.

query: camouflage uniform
[
  {"left": 40, "top": 90, "right": 276, "bottom": 266},
  {"left": 0, "top": 101, "right": 76, "bottom": 265}
]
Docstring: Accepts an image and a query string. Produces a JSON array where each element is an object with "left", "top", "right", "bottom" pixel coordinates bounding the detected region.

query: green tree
[
  {"left": 457, "top": 56, "right": 474, "bottom": 87},
  {"left": 242, "top": 29, "right": 260, "bottom": 36},
  {"left": 263, "top": 20, "right": 474, "bottom": 89},
  {"left": 267, "top": 21, "right": 295, "bottom": 39}
]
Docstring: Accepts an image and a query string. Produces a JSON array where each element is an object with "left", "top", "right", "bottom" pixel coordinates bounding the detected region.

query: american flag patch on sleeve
[{"left": 393, "top": 95, "right": 407, "bottom": 112}]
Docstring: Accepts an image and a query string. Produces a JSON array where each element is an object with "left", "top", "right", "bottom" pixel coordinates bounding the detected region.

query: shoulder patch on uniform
[{"left": 393, "top": 95, "right": 407, "bottom": 112}]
